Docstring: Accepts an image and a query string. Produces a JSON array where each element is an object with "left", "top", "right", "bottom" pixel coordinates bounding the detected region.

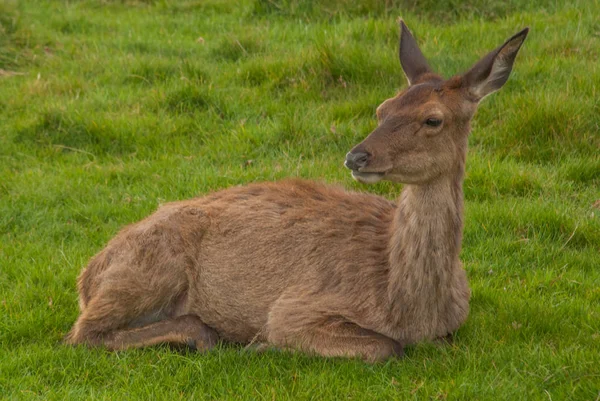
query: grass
[{"left": 1, "top": 0, "right": 599, "bottom": 399}]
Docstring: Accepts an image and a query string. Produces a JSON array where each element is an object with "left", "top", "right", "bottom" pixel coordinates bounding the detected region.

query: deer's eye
[{"left": 425, "top": 118, "right": 442, "bottom": 127}]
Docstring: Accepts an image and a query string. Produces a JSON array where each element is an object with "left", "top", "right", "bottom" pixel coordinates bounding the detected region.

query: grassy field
[{"left": 1, "top": 0, "right": 599, "bottom": 399}]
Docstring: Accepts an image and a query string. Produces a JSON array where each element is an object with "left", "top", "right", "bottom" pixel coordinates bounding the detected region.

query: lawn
[{"left": 1, "top": 0, "right": 599, "bottom": 399}]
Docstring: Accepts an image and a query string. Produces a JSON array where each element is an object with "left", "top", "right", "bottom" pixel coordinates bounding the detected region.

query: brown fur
[{"left": 66, "top": 22, "right": 528, "bottom": 362}]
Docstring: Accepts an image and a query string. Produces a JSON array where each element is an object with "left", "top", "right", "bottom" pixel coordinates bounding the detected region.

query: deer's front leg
[{"left": 264, "top": 293, "right": 403, "bottom": 363}]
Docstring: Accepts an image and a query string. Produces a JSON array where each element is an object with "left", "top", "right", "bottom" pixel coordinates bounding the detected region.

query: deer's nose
[{"left": 344, "top": 151, "right": 370, "bottom": 171}]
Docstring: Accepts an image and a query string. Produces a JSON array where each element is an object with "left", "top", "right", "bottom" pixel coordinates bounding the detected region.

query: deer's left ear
[{"left": 462, "top": 28, "right": 529, "bottom": 101}]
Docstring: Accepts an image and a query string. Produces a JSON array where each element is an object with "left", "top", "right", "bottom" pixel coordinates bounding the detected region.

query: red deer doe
[{"left": 66, "top": 22, "right": 529, "bottom": 362}]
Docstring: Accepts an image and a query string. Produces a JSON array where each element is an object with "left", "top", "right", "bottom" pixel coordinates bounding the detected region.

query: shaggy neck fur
[{"left": 387, "top": 145, "right": 467, "bottom": 344}]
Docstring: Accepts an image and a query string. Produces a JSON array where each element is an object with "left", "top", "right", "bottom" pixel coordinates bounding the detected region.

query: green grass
[{"left": 1, "top": 0, "right": 599, "bottom": 399}]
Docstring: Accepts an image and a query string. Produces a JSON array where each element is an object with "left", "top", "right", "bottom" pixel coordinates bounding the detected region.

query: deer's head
[{"left": 345, "top": 22, "right": 529, "bottom": 184}]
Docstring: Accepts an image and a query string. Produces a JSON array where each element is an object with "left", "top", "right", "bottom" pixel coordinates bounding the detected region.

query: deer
[{"left": 66, "top": 22, "right": 529, "bottom": 363}]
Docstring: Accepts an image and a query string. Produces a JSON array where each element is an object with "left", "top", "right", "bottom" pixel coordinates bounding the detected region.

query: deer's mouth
[{"left": 351, "top": 171, "right": 385, "bottom": 184}]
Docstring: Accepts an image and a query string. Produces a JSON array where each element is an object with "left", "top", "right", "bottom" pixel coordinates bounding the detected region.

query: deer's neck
[{"left": 387, "top": 162, "right": 466, "bottom": 341}]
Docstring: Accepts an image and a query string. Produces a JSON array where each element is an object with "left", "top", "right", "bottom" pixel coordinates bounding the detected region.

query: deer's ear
[
  {"left": 462, "top": 28, "right": 529, "bottom": 101},
  {"left": 399, "top": 20, "right": 432, "bottom": 86}
]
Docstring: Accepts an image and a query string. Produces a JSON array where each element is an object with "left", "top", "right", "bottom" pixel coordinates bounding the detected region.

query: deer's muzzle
[{"left": 344, "top": 151, "right": 370, "bottom": 171}]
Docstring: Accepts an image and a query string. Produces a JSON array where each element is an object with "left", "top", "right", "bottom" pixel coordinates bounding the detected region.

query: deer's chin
[{"left": 351, "top": 171, "right": 385, "bottom": 184}]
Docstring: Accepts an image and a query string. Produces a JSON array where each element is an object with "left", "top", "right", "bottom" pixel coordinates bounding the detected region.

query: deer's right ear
[{"left": 399, "top": 20, "right": 433, "bottom": 86}]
